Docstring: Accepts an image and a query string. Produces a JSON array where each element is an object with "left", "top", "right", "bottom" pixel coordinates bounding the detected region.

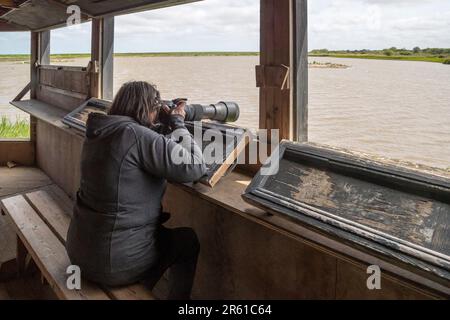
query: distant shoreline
[
  {"left": 309, "top": 54, "right": 447, "bottom": 64},
  {"left": 309, "top": 48, "right": 450, "bottom": 64},
  {"left": 0, "top": 52, "right": 259, "bottom": 62},
  {"left": 0, "top": 51, "right": 449, "bottom": 64}
]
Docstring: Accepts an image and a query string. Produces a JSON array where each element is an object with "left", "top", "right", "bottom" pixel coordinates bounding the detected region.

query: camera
[{"left": 163, "top": 99, "right": 240, "bottom": 123}]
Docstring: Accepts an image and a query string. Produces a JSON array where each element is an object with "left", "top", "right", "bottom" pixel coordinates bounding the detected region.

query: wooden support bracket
[
  {"left": 256, "top": 64, "right": 290, "bottom": 90},
  {"left": 13, "top": 82, "right": 30, "bottom": 102}
]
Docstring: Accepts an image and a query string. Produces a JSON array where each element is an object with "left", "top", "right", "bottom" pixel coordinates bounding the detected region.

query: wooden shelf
[{"left": 10, "top": 100, "right": 84, "bottom": 139}]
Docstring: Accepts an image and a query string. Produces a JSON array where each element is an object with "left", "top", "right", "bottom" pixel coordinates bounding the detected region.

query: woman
[{"left": 66, "top": 81, "right": 207, "bottom": 300}]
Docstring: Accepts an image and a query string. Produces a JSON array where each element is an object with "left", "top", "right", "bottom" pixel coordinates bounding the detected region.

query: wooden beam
[
  {"left": 102, "top": 17, "right": 114, "bottom": 100},
  {"left": 12, "top": 82, "right": 30, "bottom": 102},
  {"left": 90, "top": 17, "right": 114, "bottom": 100},
  {"left": 30, "top": 32, "right": 39, "bottom": 100},
  {"left": 90, "top": 18, "right": 101, "bottom": 98},
  {"left": 259, "top": 0, "right": 292, "bottom": 140},
  {"left": 293, "top": 0, "right": 308, "bottom": 142},
  {"left": 39, "top": 30, "right": 51, "bottom": 65}
]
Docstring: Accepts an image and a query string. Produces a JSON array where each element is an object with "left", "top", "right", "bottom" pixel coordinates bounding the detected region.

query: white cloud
[
  {"left": 309, "top": 0, "right": 450, "bottom": 50},
  {"left": 1, "top": 0, "right": 449, "bottom": 54}
]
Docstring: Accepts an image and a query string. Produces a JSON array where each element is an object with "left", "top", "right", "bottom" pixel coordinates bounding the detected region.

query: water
[{"left": 0, "top": 56, "right": 449, "bottom": 169}]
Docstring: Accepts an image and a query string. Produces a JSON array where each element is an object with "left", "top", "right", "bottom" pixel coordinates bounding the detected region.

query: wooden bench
[{"left": 0, "top": 184, "right": 155, "bottom": 300}]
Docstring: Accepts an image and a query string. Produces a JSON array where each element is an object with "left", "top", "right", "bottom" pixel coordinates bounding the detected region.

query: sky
[{"left": 0, "top": 0, "right": 449, "bottom": 54}]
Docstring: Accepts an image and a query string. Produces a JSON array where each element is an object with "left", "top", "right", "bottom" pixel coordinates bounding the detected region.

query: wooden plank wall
[
  {"left": 163, "top": 184, "right": 439, "bottom": 299},
  {"left": 259, "top": 0, "right": 292, "bottom": 140},
  {"left": 36, "top": 121, "right": 83, "bottom": 200},
  {"left": 36, "top": 66, "right": 89, "bottom": 112},
  {"left": 0, "top": 141, "right": 34, "bottom": 166}
]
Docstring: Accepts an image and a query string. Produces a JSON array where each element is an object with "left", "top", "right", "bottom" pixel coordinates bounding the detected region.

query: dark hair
[{"left": 108, "top": 81, "right": 162, "bottom": 127}]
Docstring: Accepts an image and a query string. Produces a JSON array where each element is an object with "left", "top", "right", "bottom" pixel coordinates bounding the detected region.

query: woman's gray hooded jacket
[{"left": 66, "top": 113, "right": 207, "bottom": 286}]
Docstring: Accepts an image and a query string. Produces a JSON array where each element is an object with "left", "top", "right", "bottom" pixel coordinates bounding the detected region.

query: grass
[
  {"left": 0, "top": 117, "right": 30, "bottom": 139},
  {"left": 309, "top": 48, "right": 450, "bottom": 64},
  {"left": 0, "top": 52, "right": 259, "bottom": 63},
  {"left": 309, "top": 53, "right": 447, "bottom": 63}
]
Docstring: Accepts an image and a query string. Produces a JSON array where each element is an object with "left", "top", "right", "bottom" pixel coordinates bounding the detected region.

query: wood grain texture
[
  {"left": 36, "top": 120, "right": 83, "bottom": 199},
  {"left": 292, "top": 0, "right": 308, "bottom": 141},
  {"left": 173, "top": 171, "right": 447, "bottom": 298},
  {"left": 21, "top": 184, "right": 154, "bottom": 300},
  {"left": 259, "top": 0, "right": 292, "bottom": 139},
  {"left": 39, "top": 67, "right": 90, "bottom": 96},
  {"left": 163, "top": 183, "right": 337, "bottom": 299},
  {"left": 1, "top": 195, "right": 110, "bottom": 300},
  {"left": 336, "top": 260, "right": 437, "bottom": 300},
  {"left": 243, "top": 141, "right": 450, "bottom": 293},
  {"left": 0, "top": 141, "right": 34, "bottom": 166},
  {"left": 0, "top": 166, "right": 52, "bottom": 199},
  {"left": 265, "top": 159, "right": 450, "bottom": 256},
  {"left": 0, "top": 213, "right": 16, "bottom": 264},
  {"left": 25, "top": 188, "right": 72, "bottom": 244}
]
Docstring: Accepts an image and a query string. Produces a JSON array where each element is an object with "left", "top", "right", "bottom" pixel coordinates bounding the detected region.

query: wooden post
[
  {"left": 90, "top": 19, "right": 101, "bottom": 98},
  {"left": 40, "top": 31, "right": 51, "bottom": 65},
  {"left": 102, "top": 17, "right": 115, "bottom": 100},
  {"left": 259, "top": 0, "right": 292, "bottom": 140},
  {"left": 91, "top": 17, "right": 115, "bottom": 100},
  {"left": 30, "top": 32, "right": 39, "bottom": 100},
  {"left": 29, "top": 31, "right": 50, "bottom": 158},
  {"left": 292, "top": 0, "right": 308, "bottom": 142}
]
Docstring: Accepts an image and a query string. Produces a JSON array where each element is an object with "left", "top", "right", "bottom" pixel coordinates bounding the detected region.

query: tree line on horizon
[
  {"left": 310, "top": 47, "right": 450, "bottom": 64},
  {"left": 310, "top": 47, "right": 450, "bottom": 57}
]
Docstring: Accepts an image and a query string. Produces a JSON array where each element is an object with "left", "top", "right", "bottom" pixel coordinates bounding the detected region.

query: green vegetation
[
  {"left": 0, "top": 52, "right": 259, "bottom": 63},
  {"left": 0, "top": 117, "right": 30, "bottom": 139},
  {"left": 2, "top": 49, "right": 448, "bottom": 64},
  {"left": 310, "top": 47, "right": 450, "bottom": 64}
]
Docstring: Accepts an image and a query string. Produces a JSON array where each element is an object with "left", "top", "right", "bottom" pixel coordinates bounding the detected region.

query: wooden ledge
[{"left": 10, "top": 99, "right": 84, "bottom": 140}]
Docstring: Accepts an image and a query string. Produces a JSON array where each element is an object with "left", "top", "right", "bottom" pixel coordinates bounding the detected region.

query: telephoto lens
[{"left": 164, "top": 100, "right": 240, "bottom": 123}]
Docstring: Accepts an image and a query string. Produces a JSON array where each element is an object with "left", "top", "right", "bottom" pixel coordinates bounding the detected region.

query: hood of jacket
[{"left": 86, "top": 113, "right": 137, "bottom": 139}]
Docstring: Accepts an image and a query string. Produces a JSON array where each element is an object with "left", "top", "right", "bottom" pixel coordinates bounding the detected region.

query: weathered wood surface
[
  {"left": 36, "top": 120, "right": 83, "bottom": 199},
  {"left": 0, "top": 141, "right": 34, "bottom": 166},
  {"left": 165, "top": 172, "right": 444, "bottom": 299},
  {"left": 184, "top": 122, "right": 249, "bottom": 187},
  {"left": 259, "top": 0, "right": 292, "bottom": 140},
  {"left": 265, "top": 159, "right": 450, "bottom": 256},
  {"left": 1, "top": 195, "right": 110, "bottom": 300},
  {"left": 12, "top": 82, "right": 31, "bottom": 102},
  {"left": 39, "top": 66, "right": 90, "bottom": 96},
  {"left": 0, "top": 167, "right": 52, "bottom": 199},
  {"left": 243, "top": 142, "right": 450, "bottom": 288},
  {"left": 0, "top": 0, "right": 197, "bottom": 31},
  {"left": 1, "top": 181, "right": 155, "bottom": 300},
  {"left": 23, "top": 185, "right": 155, "bottom": 300},
  {"left": 10, "top": 99, "right": 76, "bottom": 133},
  {"left": 292, "top": 0, "right": 308, "bottom": 141},
  {"left": 0, "top": 166, "right": 52, "bottom": 264}
]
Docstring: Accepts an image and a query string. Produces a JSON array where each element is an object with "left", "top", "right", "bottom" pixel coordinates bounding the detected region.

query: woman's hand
[
  {"left": 172, "top": 100, "right": 187, "bottom": 119},
  {"left": 162, "top": 101, "right": 186, "bottom": 120}
]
